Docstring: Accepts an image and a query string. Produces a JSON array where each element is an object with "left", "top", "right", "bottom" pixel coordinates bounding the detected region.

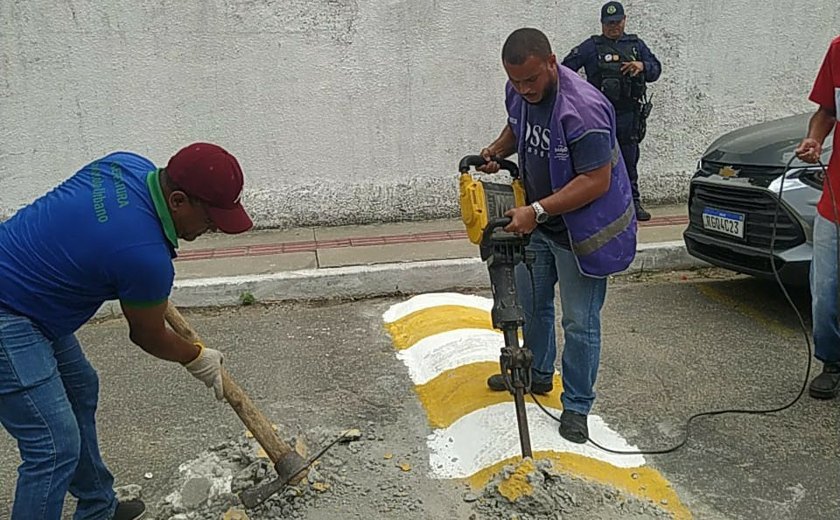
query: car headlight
[{"left": 799, "top": 167, "right": 825, "bottom": 191}]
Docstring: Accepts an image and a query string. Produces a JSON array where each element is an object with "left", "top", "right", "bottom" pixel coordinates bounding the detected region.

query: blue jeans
[
  {"left": 0, "top": 307, "right": 117, "bottom": 520},
  {"left": 514, "top": 229, "right": 607, "bottom": 415},
  {"left": 812, "top": 214, "right": 840, "bottom": 364}
]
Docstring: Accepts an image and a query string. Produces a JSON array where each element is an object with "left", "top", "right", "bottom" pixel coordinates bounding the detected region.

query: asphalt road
[{"left": 0, "top": 268, "right": 838, "bottom": 519}]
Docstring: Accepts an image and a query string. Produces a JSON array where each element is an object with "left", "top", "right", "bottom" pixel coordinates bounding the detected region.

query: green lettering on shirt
[
  {"left": 90, "top": 162, "right": 109, "bottom": 223},
  {"left": 112, "top": 164, "right": 131, "bottom": 209}
]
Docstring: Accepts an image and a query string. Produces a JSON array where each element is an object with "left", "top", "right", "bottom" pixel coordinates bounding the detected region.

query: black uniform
[{"left": 562, "top": 33, "right": 661, "bottom": 210}]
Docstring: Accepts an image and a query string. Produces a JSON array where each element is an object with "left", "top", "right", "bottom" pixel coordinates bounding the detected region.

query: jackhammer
[{"left": 458, "top": 155, "right": 535, "bottom": 458}]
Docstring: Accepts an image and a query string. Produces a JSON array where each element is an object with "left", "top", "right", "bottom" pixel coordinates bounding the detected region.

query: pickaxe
[{"left": 164, "top": 302, "right": 319, "bottom": 509}]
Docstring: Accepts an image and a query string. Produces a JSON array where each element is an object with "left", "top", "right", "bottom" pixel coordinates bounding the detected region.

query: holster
[
  {"left": 600, "top": 77, "right": 622, "bottom": 103},
  {"left": 636, "top": 98, "right": 653, "bottom": 143}
]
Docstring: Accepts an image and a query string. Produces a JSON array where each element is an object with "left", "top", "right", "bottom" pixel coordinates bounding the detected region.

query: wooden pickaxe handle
[{"left": 163, "top": 302, "right": 296, "bottom": 469}]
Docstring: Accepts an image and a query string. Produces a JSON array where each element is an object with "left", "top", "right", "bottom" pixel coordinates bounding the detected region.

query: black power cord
[{"left": 526, "top": 154, "right": 834, "bottom": 455}]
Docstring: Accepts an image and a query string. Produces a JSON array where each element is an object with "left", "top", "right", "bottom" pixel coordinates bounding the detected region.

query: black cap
[{"left": 601, "top": 1, "right": 625, "bottom": 23}]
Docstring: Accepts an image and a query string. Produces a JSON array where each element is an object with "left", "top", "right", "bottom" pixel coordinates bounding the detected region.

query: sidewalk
[
  {"left": 98, "top": 204, "right": 703, "bottom": 316},
  {"left": 174, "top": 204, "right": 691, "bottom": 279}
]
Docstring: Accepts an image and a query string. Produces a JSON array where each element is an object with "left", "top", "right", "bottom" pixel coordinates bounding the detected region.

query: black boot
[
  {"left": 113, "top": 500, "right": 145, "bottom": 520},
  {"left": 635, "top": 203, "right": 651, "bottom": 222},
  {"left": 559, "top": 410, "right": 589, "bottom": 444},
  {"left": 809, "top": 362, "right": 840, "bottom": 399}
]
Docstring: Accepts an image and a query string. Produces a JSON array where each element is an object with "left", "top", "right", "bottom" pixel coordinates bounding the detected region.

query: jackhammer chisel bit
[{"left": 482, "top": 217, "right": 535, "bottom": 458}]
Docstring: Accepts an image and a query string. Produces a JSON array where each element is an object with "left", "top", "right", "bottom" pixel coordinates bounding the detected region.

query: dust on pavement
[{"left": 0, "top": 269, "right": 837, "bottom": 519}]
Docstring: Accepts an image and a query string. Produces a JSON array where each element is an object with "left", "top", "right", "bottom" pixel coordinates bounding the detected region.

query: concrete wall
[{"left": 1, "top": 1, "right": 838, "bottom": 228}]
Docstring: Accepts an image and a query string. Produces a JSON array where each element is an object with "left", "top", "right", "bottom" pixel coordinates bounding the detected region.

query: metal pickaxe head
[
  {"left": 238, "top": 450, "right": 308, "bottom": 509},
  {"left": 238, "top": 430, "right": 353, "bottom": 509}
]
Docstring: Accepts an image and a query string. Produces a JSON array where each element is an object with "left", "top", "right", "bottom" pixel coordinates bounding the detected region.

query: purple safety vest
[{"left": 505, "top": 64, "right": 637, "bottom": 277}]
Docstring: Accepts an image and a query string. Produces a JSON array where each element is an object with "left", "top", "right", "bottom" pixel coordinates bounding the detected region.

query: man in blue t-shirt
[{"left": 0, "top": 142, "right": 253, "bottom": 520}]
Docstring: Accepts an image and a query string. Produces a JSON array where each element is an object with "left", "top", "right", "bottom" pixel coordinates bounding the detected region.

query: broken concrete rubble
[
  {"left": 154, "top": 428, "right": 342, "bottom": 520},
  {"left": 115, "top": 484, "right": 143, "bottom": 503},
  {"left": 471, "top": 458, "right": 673, "bottom": 520},
  {"left": 144, "top": 424, "right": 677, "bottom": 519}
]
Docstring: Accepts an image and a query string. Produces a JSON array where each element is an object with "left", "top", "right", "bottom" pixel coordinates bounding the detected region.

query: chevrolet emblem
[{"left": 719, "top": 166, "right": 740, "bottom": 178}]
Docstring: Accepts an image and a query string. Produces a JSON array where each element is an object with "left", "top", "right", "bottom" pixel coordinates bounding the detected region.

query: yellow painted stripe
[
  {"left": 382, "top": 294, "right": 690, "bottom": 519},
  {"left": 696, "top": 284, "right": 794, "bottom": 337},
  {"left": 468, "top": 451, "right": 691, "bottom": 520},
  {"left": 415, "top": 362, "right": 564, "bottom": 429},
  {"left": 384, "top": 305, "right": 494, "bottom": 350}
]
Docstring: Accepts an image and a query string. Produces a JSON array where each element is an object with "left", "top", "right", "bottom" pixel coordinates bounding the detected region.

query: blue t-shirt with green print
[{"left": 0, "top": 152, "right": 178, "bottom": 339}]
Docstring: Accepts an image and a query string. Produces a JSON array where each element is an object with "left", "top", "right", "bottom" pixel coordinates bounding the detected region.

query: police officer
[{"left": 562, "top": 1, "right": 661, "bottom": 221}]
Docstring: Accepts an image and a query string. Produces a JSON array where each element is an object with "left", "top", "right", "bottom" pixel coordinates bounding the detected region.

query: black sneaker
[
  {"left": 635, "top": 204, "right": 651, "bottom": 222},
  {"left": 113, "top": 500, "right": 145, "bottom": 520},
  {"left": 809, "top": 362, "right": 840, "bottom": 399},
  {"left": 559, "top": 410, "right": 589, "bottom": 444},
  {"left": 486, "top": 374, "right": 552, "bottom": 394}
]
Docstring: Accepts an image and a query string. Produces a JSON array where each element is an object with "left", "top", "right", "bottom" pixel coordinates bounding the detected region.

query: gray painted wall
[{"left": 1, "top": 1, "right": 837, "bottom": 228}]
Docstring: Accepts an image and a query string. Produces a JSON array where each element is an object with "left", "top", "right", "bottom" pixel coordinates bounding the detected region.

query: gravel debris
[{"left": 470, "top": 458, "right": 673, "bottom": 520}]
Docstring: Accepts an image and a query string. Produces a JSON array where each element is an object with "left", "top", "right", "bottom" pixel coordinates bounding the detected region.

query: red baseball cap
[{"left": 166, "top": 142, "right": 253, "bottom": 234}]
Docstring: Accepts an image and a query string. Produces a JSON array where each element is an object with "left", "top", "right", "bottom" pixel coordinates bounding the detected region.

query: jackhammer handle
[
  {"left": 458, "top": 155, "right": 520, "bottom": 178},
  {"left": 481, "top": 217, "right": 513, "bottom": 243},
  {"left": 163, "top": 302, "right": 306, "bottom": 484}
]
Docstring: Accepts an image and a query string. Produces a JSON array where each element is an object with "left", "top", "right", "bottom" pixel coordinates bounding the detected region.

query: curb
[{"left": 94, "top": 240, "right": 706, "bottom": 319}]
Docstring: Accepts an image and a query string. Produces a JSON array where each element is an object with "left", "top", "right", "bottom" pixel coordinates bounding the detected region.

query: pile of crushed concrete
[
  {"left": 114, "top": 420, "right": 440, "bottom": 519},
  {"left": 112, "top": 426, "right": 675, "bottom": 519},
  {"left": 469, "top": 459, "right": 672, "bottom": 520},
  {"left": 118, "top": 427, "right": 349, "bottom": 520}
]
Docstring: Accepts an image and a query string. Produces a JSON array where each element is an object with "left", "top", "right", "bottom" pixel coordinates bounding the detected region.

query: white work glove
[{"left": 184, "top": 342, "right": 225, "bottom": 401}]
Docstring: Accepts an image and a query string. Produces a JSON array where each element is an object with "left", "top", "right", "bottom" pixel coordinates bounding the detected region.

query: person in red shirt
[{"left": 795, "top": 35, "right": 840, "bottom": 399}]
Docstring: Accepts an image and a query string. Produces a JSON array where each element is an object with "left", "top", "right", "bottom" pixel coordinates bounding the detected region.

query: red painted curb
[{"left": 175, "top": 215, "right": 689, "bottom": 262}]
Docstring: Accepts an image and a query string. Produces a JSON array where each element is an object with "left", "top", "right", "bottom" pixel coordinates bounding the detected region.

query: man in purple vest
[{"left": 478, "top": 28, "right": 637, "bottom": 443}]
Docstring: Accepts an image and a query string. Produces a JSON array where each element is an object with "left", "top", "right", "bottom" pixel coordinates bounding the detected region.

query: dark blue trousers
[{"left": 620, "top": 141, "right": 640, "bottom": 205}]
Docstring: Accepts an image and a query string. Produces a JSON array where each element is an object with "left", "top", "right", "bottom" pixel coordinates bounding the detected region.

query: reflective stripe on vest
[{"left": 572, "top": 196, "right": 634, "bottom": 257}]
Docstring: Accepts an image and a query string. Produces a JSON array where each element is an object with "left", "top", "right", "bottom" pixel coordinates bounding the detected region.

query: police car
[{"left": 683, "top": 112, "right": 834, "bottom": 286}]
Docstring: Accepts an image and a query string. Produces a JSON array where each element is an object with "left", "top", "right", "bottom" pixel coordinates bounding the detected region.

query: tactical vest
[{"left": 590, "top": 34, "right": 646, "bottom": 108}]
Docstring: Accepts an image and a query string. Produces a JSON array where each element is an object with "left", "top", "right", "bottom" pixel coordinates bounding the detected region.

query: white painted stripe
[
  {"left": 382, "top": 291, "right": 652, "bottom": 485},
  {"left": 426, "top": 402, "right": 645, "bottom": 479},
  {"left": 396, "top": 328, "right": 521, "bottom": 385},
  {"left": 382, "top": 293, "right": 493, "bottom": 323}
]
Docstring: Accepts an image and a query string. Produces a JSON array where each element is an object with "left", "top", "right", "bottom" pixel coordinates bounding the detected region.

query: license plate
[{"left": 702, "top": 207, "right": 745, "bottom": 238}]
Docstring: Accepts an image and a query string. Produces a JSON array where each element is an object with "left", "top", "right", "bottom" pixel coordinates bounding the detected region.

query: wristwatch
[{"left": 531, "top": 201, "right": 549, "bottom": 224}]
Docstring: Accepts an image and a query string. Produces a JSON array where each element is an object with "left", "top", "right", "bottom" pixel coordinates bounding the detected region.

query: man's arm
[
  {"left": 808, "top": 105, "right": 836, "bottom": 139},
  {"left": 483, "top": 124, "right": 517, "bottom": 158},
  {"left": 120, "top": 301, "right": 202, "bottom": 363},
  {"left": 795, "top": 106, "right": 835, "bottom": 163},
  {"left": 478, "top": 124, "right": 517, "bottom": 173},
  {"left": 540, "top": 162, "right": 611, "bottom": 214},
  {"left": 561, "top": 41, "right": 590, "bottom": 73},
  {"left": 796, "top": 40, "right": 837, "bottom": 163},
  {"left": 111, "top": 245, "right": 225, "bottom": 399},
  {"left": 620, "top": 39, "right": 661, "bottom": 80},
  {"left": 503, "top": 162, "right": 610, "bottom": 234},
  {"left": 503, "top": 131, "right": 613, "bottom": 234},
  {"left": 113, "top": 246, "right": 201, "bottom": 363},
  {"left": 543, "top": 131, "right": 614, "bottom": 213},
  {"left": 122, "top": 300, "right": 226, "bottom": 400},
  {"left": 639, "top": 40, "right": 661, "bottom": 82}
]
